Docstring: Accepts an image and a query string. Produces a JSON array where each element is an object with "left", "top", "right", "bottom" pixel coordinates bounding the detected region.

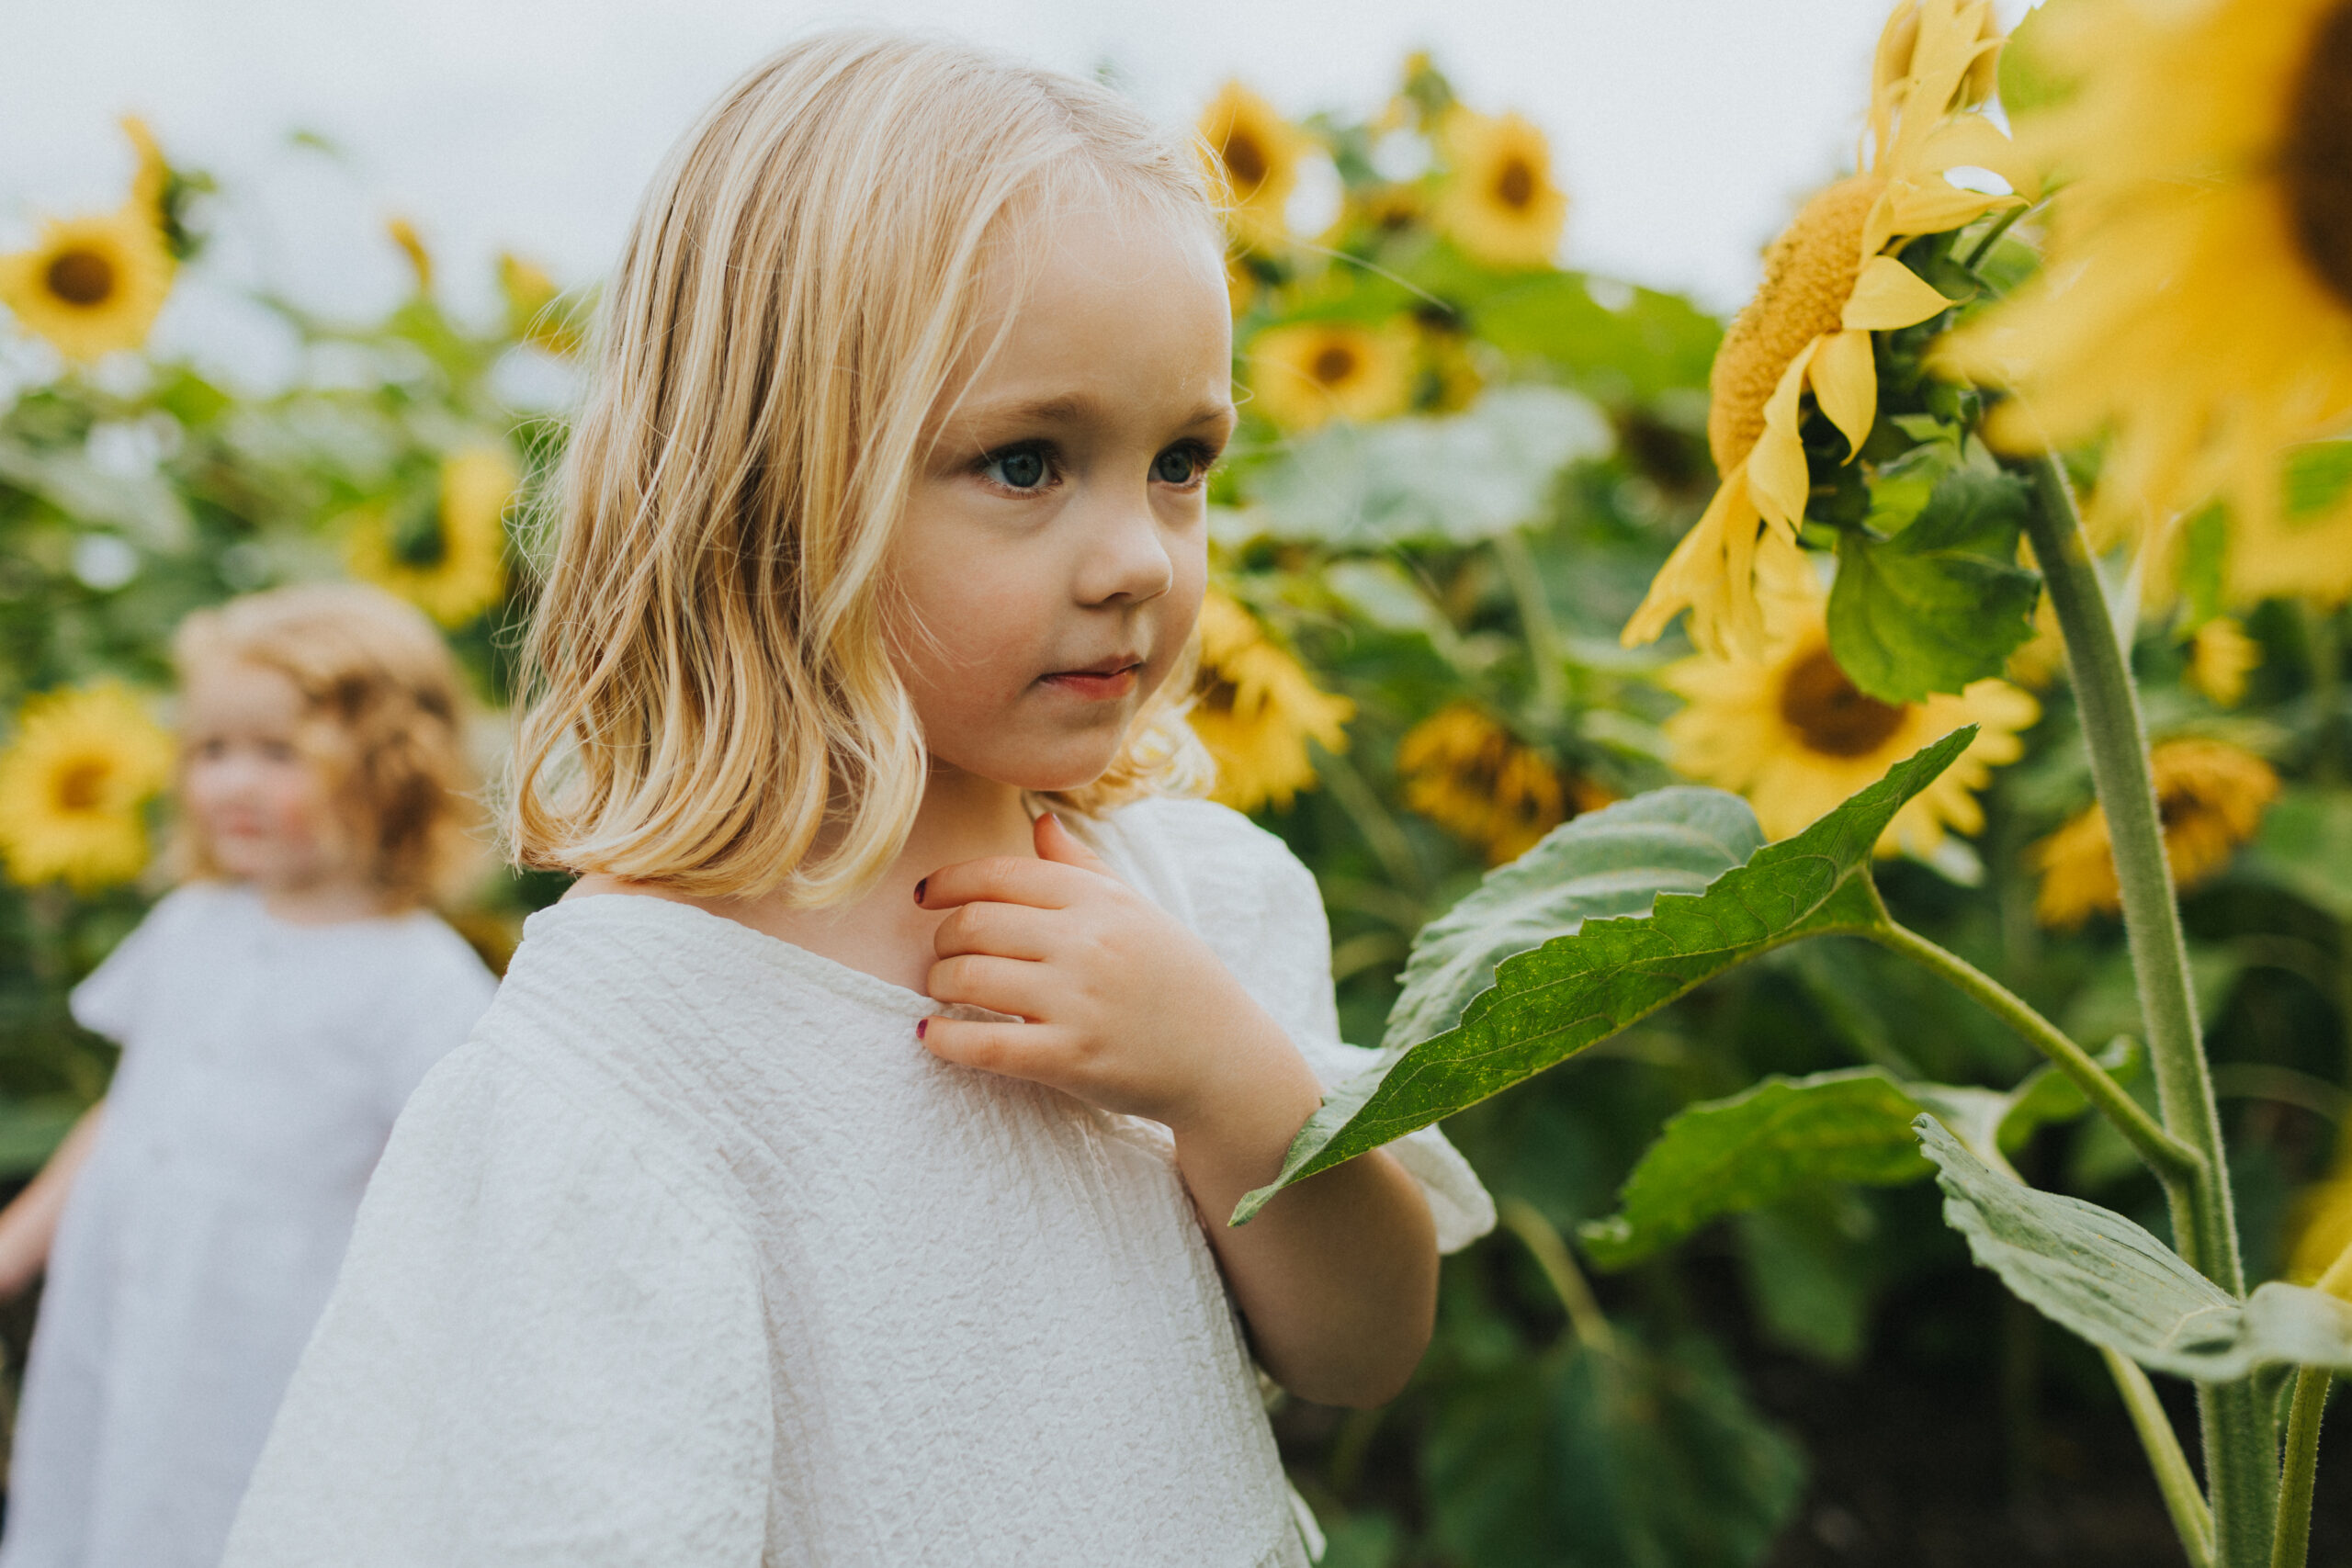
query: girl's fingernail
[
  {"left": 913, "top": 877, "right": 927, "bottom": 904},
  {"left": 916, "top": 1018, "right": 928, "bottom": 1040}
]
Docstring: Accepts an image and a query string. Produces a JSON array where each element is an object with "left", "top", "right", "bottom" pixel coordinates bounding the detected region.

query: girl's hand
[{"left": 916, "top": 814, "right": 1323, "bottom": 1142}]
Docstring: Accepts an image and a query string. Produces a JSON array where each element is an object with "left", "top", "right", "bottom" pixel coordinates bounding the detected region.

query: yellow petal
[
  {"left": 1812, "top": 330, "right": 1879, "bottom": 462},
  {"left": 1842, "top": 255, "right": 1959, "bottom": 332},
  {"left": 1623, "top": 464, "right": 1767, "bottom": 659},
  {"left": 1747, "top": 341, "right": 1821, "bottom": 529},
  {"left": 1879, "top": 179, "right": 2020, "bottom": 245},
  {"left": 1912, "top": 114, "right": 2041, "bottom": 201}
]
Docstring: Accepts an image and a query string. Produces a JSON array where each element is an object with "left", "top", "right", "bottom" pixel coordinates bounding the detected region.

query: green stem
[
  {"left": 1493, "top": 529, "right": 1567, "bottom": 717},
  {"left": 2103, "top": 1348, "right": 2216, "bottom": 1568},
  {"left": 1314, "top": 749, "right": 1430, "bottom": 900},
  {"left": 2022, "top": 455, "right": 2271, "bottom": 1564},
  {"left": 2271, "top": 1369, "right": 2329, "bottom": 1568},
  {"left": 1863, "top": 919, "right": 2201, "bottom": 1192},
  {"left": 1498, "top": 1197, "right": 1615, "bottom": 1355}
]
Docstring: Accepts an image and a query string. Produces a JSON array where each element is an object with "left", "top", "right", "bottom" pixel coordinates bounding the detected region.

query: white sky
[{"left": 0, "top": 0, "right": 2033, "bottom": 384}]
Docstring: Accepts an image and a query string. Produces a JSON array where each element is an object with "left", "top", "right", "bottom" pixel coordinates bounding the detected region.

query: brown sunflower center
[
  {"left": 2283, "top": 0, "right": 2352, "bottom": 308},
  {"left": 46, "top": 249, "right": 117, "bottom": 309},
  {"left": 1707, "top": 175, "right": 1885, "bottom": 472},
  {"left": 1779, "top": 645, "right": 1906, "bottom": 758},
  {"left": 1221, "top": 130, "right": 1268, "bottom": 197},
  {"left": 390, "top": 496, "right": 450, "bottom": 570},
  {"left": 53, "top": 759, "right": 108, "bottom": 813},
  {"left": 1494, "top": 156, "right": 1535, "bottom": 211},
  {"left": 1311, "top": 343, "right": 1360, "bottom": 386}
]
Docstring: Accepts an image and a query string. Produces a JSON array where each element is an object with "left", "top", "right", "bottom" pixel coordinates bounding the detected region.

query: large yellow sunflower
[
  {"left": 0, "top": 683, "right": 175, "bottom": 892},
  {"left": 2031, "top": 737, "right": 2278, "bottom": 929},
  {"left": 345, "top": 446, "right": 516, "bottom": 626},
  {"left": 1433, "top": 107, "right": 1568, "bottom": 270},
  {"left": 1664, "top": 540, "right": 2039, "bottom": 855},
  {"left": 1623, "top": 0, "right": 2033, "bottom": 659},
  {"left": 1199, "top": 83, "right": 1310, "bottom": 252},
  {"left": 1947, "top": 0, "right": 2352, "bottom": 595},
  {"left": 1245, "top": 319, "right": 1415, "bottom": 432},
  {"left": 1189, "top": 590, "right": 1353, "bottom": 813}
]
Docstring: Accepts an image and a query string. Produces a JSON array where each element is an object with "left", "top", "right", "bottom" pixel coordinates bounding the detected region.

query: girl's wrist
[{"left": 1163, "top": 1008, "right": 1324, "bottom": 1184}]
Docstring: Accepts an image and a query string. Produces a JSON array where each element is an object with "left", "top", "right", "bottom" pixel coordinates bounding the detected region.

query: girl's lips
[{"left": 1041, "top": 665, "right": 1140, "bottom": 701}]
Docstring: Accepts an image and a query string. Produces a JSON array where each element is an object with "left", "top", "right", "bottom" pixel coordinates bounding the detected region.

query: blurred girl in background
[{"left": 0, "top": 582, "right": 497, "bottom": 1568}]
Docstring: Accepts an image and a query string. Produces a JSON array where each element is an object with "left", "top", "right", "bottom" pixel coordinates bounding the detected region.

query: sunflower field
[{"left": 9, "top": 0, "right": 2352, "bottom": 1561}]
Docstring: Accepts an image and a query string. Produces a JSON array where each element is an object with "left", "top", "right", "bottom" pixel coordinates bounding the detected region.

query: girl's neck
[{"left": 256, "top": 875, "right": 393, "bottom": 927}]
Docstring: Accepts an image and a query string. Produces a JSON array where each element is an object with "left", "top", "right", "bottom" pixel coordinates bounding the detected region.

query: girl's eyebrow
[{"left": 956, "top": 390, "right": 1235, "bottom": 432}]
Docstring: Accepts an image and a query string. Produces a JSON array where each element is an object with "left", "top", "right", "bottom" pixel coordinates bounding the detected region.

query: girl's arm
[
  {"left": 917, "top": 817, "right": 1437, "bottom": 1409},
  {"left": 0, "top": 1103, "right": 105, "bottom": 1299}
]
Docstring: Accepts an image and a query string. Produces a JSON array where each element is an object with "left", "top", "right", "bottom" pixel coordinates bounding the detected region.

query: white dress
[
  {"left": 223, "top": 797, "right": 1492, "bottom": 1568},
  {"left": 0, "top": 884, "right": 497, "bottom": 1568}
]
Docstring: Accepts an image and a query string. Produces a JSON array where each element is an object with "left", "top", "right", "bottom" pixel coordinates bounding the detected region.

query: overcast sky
[{"left": 0, "top": 0, "right": 2033, "bottom": 383}]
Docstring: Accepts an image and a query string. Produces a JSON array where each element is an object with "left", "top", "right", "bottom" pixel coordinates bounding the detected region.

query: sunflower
[
  {"left": 122, "top": 116, "right": 169, "bottom": 225},
  {"left": 0, "top": 199, "right": 175, "bottom": 364},
  {"left": 1432, "top": 107, "right": 1568, "bottom": 270},
  {"left": 345, "top": 446, "right": 516, "bottom": 626},
  {"left": 1396, "top": 704, "right": 1610, "bottom": 863},
  {"left": 1245, "top": 319, "right": 1415, "bottom": 432},
  {"left": 1946, "top": 0, "right": 2352, "bottom": 581},
  {"left": 1188, "top": 590, "right": 1353, "bottom": 813},
  {"left": 0, "top": 683, "right": 175, "bottom": 892},
  {"left": 1623, "top": 0, "right": 2032, "bottom": 659},
  {"left": 2032, "top": 738, "right": 2279, "bottom": 928},
  {"left": 1199, "top": 83, "right": 1309, "bottom": 252},
  {"left": 2188, "top": 616, "right": 2262, "bottom": 707},
  {"left": 1664, "top": 540, "right": 2038, "bottom": 855}
]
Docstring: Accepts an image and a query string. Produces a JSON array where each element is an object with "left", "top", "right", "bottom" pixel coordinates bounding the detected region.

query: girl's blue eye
[
  {"left": 1153, "top": 447, "right": 1202, "bottom": 485},
  {"left": 985, "top": 447, "right": 1048, "bottom": 491}
]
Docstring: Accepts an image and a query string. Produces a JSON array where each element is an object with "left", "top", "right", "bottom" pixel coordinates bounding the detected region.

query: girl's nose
[{"left": 1076, "top": 495, "right": 1176, "bottom": 607}]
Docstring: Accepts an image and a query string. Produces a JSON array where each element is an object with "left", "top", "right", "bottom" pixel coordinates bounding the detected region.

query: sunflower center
[
  {"left": 1311, "top": 344, "right": 1360, "bottom": 386},
  {"left": 53, "top": 759, "right": 109, "bottom": 813},
  {"left": 1494, "top": 156, "right": 1535, "bottom": 211},
  {"left": 45, "top": 249, "right": 118, "bottom": 309},
  {"left": 389, "top": 497, "right": 450, "bottom": 570},
  {"left": 1221, "top": 130, "right": 1269, "bottom": 197},
  {"left": 1778, "top": 645, "right": 1906, "bottom": 757},
  {"left": 1707, "top": 175, "right": 1885, "bottom": 472},
  {"left": 2283, "top": 0, "right": 2352, "bottom": 309}
]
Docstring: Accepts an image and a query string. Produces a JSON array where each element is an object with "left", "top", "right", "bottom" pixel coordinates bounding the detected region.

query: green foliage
[
  {"left": 1827, "top": 468, "right": 2041, "bottom": 704},
  {"left": 1234, "top": 730, "right": 1976, "bottom": 1223},
  {"left": 1425, "top": 1325, "right": 1805, "bottom": 1568},
  {"left": 1919, "top": 1118, "right": 2352, "bottom": 1381}
]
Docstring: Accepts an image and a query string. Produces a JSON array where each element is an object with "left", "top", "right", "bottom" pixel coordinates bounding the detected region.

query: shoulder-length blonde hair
[
  {"left": 507, "top": 29, "right": 1216, "bottom": 904},
  {"left": 172, "top": 582, "right": 482, "bottom": 908}
]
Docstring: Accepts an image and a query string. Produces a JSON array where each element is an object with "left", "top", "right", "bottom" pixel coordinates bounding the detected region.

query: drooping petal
[
  {"left": 1747, "top": 340, "right": 1822, "bottom": 528},
  {"left": 1841, "top": 255, "right": 1960, "bottom": 331},
  {"left": 1874, "top": 180, "right": 2020, "bottom": 251},
  {"left": 1812, "top": 329, "right": 1880, "bottom": 461},
  {"left": 1912, "top": 115, "right": 2041, "bottom": 201},
  {"left": 1623, "top": 462, "right": 1768, "bottom": 659}
]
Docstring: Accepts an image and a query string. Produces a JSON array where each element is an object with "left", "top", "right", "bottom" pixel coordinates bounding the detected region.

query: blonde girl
[
  {"left": 0, "top": 583, "right": 497, "bottom": 1568},
  {"left": 226, "top": 32, "right": 1490, "bottom": 1567}
]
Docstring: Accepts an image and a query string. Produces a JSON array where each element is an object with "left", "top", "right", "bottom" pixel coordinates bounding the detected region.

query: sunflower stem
[
  {"left": 2022, "top": 453, "right": 2271, "bottom": 1565},
  {"left": 2271, "top": 1368, "right": 2329, "bottom": 1568},
  {"left": 1498, "top": 1196, "right": 1614, "bottom": 1355},
  {"left": 1493, "top": 528, "right": 1568, "bottom": 717},
  {"left": 2102, "top": 1348, "right": 2216, "bottom": 1568},
  {"left": 1862, "top": 919, "right": 2200, "bottom": 1194}
]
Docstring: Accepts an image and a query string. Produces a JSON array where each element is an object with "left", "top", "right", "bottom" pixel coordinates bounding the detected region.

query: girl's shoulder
[{"left": 1080, "top": 795, "right": 1319, "bottom": 921}]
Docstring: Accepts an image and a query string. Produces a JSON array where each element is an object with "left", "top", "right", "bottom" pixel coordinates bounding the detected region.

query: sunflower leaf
[
  {"left": 1828, "top": 468, "right": 2041, "bottom": 705},
  {"left": 1919, "top": 1115, "right": 2352, "bottom": 1379},
  {"left": 1384, "top": 787, "right": 1764, "bottom": 1050},
  {"left": 1229, "top": 729, "right": 1976, "bottom": 1225}
]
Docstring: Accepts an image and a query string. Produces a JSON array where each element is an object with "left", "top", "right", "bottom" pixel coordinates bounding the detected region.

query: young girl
[
  {"left": 226, "top": 32, "right": 1492, "bottom": 1566},
  {"left": 0, "top": 584, "right": 497, "bottom": 1568}
]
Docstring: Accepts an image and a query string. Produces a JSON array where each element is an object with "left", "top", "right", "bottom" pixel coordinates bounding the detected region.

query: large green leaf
[
  {"left": 1827, "top": 468, "right": 2041, "bottom": 705},
  {"left": 1919, "top": 1116, "right": 2352, "bottom": 1380},
  {"left": 1233, "top": 386, "right": 1611, "bottom": 547},
  {"left": 1467, "top": 273, "right": 1722, "bottom": 401},
  {"left": 1230, "top": 729, "right": 1977, "bottom": 1224},
  {"left": 1384, "top": 787, "right": 1763, "bottom": 1049},
  {"left": 1426, "top": 1327, "right": 1804, "bottom": 1568}
]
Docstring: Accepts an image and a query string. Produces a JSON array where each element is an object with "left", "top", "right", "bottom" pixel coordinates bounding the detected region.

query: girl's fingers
[
  {"left": 925, "top": 953, "right": 1056, "bottom": 1021},
  {"left": 931, "top": 899, "right": 1057, "bottom": 962},
  {"left": 916, "top": 1016, "right": 1060, "bottom": 1082},
  {"left": 915, "top": 854, "right": 1091, "bottom": 913}
]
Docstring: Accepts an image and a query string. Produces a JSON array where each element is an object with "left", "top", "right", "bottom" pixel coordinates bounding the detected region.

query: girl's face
[
  {"left": 180, "top": 660, "right": 354, "bottom": 893},
  {"left": 889, "top": 196, "right": 1235, "bottom": 795}
]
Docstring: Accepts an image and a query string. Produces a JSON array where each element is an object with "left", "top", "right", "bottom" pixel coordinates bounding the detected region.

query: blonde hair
[
  {"left": 507, "top": 29, "right": 1217, "bottom": 904},
  {"left": 171, "top": 583, "right": 482, "bottom": 908}
]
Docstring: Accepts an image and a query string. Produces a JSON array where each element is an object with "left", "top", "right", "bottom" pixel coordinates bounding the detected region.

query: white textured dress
[
  {"left": 223, "top": 797, "right": 1491, "bottom": 1568},
  {"left": 0, "top": 884, "right": 496, "bottom": 1568}
]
